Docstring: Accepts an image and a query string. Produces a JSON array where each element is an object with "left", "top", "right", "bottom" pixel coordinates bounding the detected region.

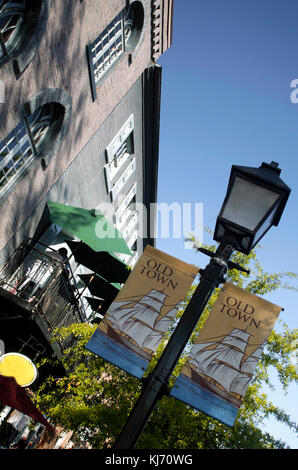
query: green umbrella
[{"left": 48, "top": 201, "right": 132, "bottom": 255}]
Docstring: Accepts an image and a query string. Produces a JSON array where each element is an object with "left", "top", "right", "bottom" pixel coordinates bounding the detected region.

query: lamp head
[{"left": 214, "top": 161, "right": 291, "bottom": 254}]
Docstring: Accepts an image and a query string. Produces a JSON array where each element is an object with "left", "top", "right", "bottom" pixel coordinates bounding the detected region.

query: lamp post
[{"left": 113, "top": 161, "right": 291, "bottom": 450}]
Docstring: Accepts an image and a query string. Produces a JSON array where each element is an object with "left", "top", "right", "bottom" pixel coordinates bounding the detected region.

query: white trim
[
  {"left": 114, "top": 182, "right": 137, "bottom": 226},
  {"left": 115, "top": 206, "right": 136, "bottom": 231},
  {"left": 127, "top": 229, "right": 138, "bottom": 250},
  {"left": 128, "top": 251, "right": 138, "bottom": 268},
  {"left": 104, "top": 150, "right": 131, "bottom": 192},
  {"left": 120, "top": 210, "right": 138, "bottom": 240},
  {"left": 105, "top": 114, "right": 134, "bottom": 163},
  {"left": 110, "top": 157, "right": 136, "bottom": 201}
]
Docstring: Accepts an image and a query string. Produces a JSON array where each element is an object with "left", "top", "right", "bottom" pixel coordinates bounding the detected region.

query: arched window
[
  {"left": 87, "top": 1, "right": 144, "bottom": 101},
  {"left": 124, "top": 1, "right": 144, "bottom": 51},
  {"left": 27, "top": 103, "right": 55, "bottom": 150},
  {"left": 0, "top": 102, "right": 65, "bottom": 198},
  {"left": 0, "top": 0, "right": 26, "bottom": 58},
  {"left": 0, "top": 0, "right": 49, "bottom": 74}
]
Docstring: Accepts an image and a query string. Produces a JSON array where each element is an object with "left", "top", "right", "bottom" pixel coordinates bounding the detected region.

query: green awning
[{"left": 48, "top": 201, "right": 132, "bottom": 256}]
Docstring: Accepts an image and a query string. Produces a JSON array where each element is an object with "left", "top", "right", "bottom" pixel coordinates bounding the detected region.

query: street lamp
[
  {"left": 214, "top": 161, "right": 291, "bottom": 254},
  {"left": 113, "top": 161, "right": 291, "bottom": 449}
]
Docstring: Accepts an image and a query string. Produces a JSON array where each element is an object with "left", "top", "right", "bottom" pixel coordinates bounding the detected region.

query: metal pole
[{"left": 113, "top": 242, "right": 234, "bottom": 449}]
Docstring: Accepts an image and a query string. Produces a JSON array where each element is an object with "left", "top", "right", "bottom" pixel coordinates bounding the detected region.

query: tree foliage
[{"left": 33, "top": 240, "right": 298, "bottom": 449}]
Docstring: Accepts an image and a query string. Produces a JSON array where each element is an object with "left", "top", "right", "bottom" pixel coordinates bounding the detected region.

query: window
[
  {"left": 120, "top": 210, "right": 138, "bottom": 240},
  {"left": 91, "top": 11, "right": 126, "bottom": 83},
  {"left": 87, "top": 1, "right": 144, "bottom": 101},
  {"left": 0, "top": 0, "right": 49, "bottom": 74},
  {"left": 105, "top": 114, "right": 134, "bottom": 164},
  {"left": 117, "top": 228, "right": 138, "bottom": 266},
  {"left": 114, "top": 184, "right": 139, "bottom": 266},
  {"left": 0, "top": 0, "right": 26, "bottom": 59},
  {"left": 0, "top": 102, "right": 63, "bottom": 198},
  {"left": 114, "top": 182, "right": 137, "bottom": 226},
  {"left": 110, "top": 157, "right": 136, "bottom": 202},
  {"left": 104, "top": 114, "right": 135, "bottom": 200}
]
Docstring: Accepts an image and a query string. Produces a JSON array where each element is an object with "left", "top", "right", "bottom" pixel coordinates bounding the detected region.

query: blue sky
[{"left": 156, "top": 0, "right": 298, "bottom": 449}]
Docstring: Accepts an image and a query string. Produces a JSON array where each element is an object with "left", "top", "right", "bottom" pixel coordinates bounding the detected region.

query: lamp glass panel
[
  {"left": 222, "top": 176, "right": 279, "bottom": 231},
  {"left": 253, "top": 203, "right": 279, "bottom": 245}
]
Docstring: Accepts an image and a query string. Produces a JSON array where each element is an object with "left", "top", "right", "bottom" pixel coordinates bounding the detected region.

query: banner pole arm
[{"left": 113, "top": 241, "right": 234, "bottom": 449}]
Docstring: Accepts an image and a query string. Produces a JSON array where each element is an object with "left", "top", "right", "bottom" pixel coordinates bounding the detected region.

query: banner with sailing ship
[
  {"left": 170, "top": 282, "right": 282, "bottom": 427},
  {"left": 86, "top": 245, "right": 199, "bottom": 378}
]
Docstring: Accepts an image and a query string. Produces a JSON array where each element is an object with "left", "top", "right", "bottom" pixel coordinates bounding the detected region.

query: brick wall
[{"left": 0, "top": 0, "right": 151, "bottom": 250}]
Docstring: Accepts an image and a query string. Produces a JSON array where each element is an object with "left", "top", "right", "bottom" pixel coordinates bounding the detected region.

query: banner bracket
[{"left": 197, "top": 247, "right": 250, "bottom": 275}]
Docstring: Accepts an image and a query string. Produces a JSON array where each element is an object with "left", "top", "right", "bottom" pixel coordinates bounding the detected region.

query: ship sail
[
  {"left": 104, "top": 289, "right": 174, "bottom": 351},
  {"left": 221, "top": 329, "right": 250, "bottom": 353},
  {"left": 214, "top": 345, "right": 244, "bottom": 370},
  {"left": 142, "top": 331, "right": 164, "bottom": 351},
  {"left": 240, "top": 356, "right": 259, "bottom": 375},
  {"left": 240, "top": 342, "right": 265, "bottom": 375},
  {"left": 154, "top": 307, "right": 178, "bottom": 332},
  {"left": 132, "top": 290, "right": 167, "bottom": 328},
  {"left": 106, "top": 300, "right": 135, "bottom": 330},
  {"left": 230, "top": 374, "right": 251, "bottom": 396},
  {"left": 188, "top": 343, "right": 221, "bottom": 374},
  {"left": 119, "top": 318, "right": 155, "bottom": 350},
  {"left": 186, "top": 328, "right": 258, "bottom": 397},
  {"left": 205, "top": 362, "right": 242, "bottom": 393}
]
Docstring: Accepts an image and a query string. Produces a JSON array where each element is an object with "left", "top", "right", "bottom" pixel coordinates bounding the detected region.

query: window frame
[
  {"left": 86, "top": 1, "right": 144, "bottom": 101},
  {"left": 109, "top": 157, "right": 136, "bottom": 202},
  {"left": 0, "top": 0, "right": 26, "bottom": 58},
  {"left": 86, "top": 9, "right": 128, "bottom": 102},
  {"left": 0, "top": 0, "right": 50, "bottom": 76},
  {"left": 0, "top": 88, "right": 72, "bottom": 202},
  {"left": 0, "top": 103, "right": 55, "bottom": 198},
  {"left": 104, "top": 114, "right": 135, "bottom": 200},
  {"left": 114, "top": 182, "right": 137, "bottom": 226},
  {"left": 0, "top": 0, "right": 26, "bottom": 59},
  {"left": 0, "top": 118, "right": 35, "bottom": 197}
]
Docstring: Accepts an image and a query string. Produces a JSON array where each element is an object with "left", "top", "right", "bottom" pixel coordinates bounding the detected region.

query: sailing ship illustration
[
  {"left": 104, "top": 289, "right": 179, "bottom": 353},
  {"left": 187, "top": 328, "right": 265, "bottom": 400}
]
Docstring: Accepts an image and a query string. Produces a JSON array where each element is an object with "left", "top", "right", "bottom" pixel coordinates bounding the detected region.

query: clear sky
[{"left": 156, "top": 0, "right": 298, "bottom": 449}]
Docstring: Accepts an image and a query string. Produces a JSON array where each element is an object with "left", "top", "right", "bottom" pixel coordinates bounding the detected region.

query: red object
[{"left": 0, "top": 375, "right": 55, "bottom": 433}]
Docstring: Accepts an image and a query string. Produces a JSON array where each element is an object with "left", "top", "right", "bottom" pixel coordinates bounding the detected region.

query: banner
[
  {"left": 86, "top": 245, "right": 198, "bottom": 378},
  {"left": 170, "top": 282, "right": 282, "bottom": 427}
]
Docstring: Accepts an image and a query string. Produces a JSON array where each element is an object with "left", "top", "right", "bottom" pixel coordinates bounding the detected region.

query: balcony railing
[{"left": 0, "top": 240, "right": 86, "bottom": 350}]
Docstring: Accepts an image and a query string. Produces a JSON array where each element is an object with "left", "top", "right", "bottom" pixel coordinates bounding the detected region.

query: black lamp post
[{"left": 113, "top": 161, "right": 290, "bottom": 450}]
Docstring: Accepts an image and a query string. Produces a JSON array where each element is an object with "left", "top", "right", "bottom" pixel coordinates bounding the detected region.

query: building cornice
[{"left": 151, "top": 0, "right": 174, "bottom": 61}]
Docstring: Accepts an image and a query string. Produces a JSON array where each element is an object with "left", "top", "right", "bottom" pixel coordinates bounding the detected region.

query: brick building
[
  {"left": 0, "top": 0, "right": 173, "bottom": 365},
  {"left": 0, "top": 0, "right": 173, "bottom": 448}
]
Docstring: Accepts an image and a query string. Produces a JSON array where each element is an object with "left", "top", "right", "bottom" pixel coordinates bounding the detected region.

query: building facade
[
  {"left": 0, "top": 0, "right": 173, "bottom": 365},
  {"left": 0, "top": 0, "right": 173, "bottom": 448}
]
